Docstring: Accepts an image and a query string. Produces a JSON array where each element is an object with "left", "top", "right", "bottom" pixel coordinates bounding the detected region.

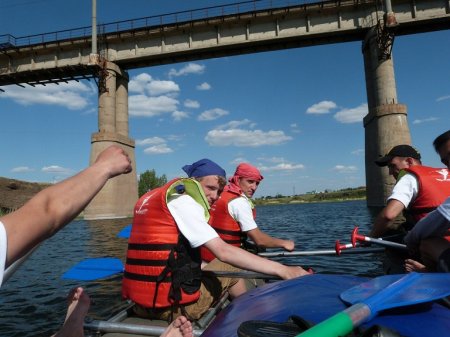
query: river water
[{"left": 0, "top": 200, "right": 382, "bottom": 337}]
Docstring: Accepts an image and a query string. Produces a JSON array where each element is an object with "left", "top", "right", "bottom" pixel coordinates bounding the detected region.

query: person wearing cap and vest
[
  {"left": 122, "top": 159, "right": 310, "bottom": 322},
  {"left": 370, "top": 144, "right": 450, "bottom": 237},
  {"left": 404, "top": 130, "right": 450, "bottom": 273},
  {"left": 201, "top": 163, "right": 294, "bottom": 263},
  {"left": 370, "top": 144, "right": 450, "bottom": 273}
]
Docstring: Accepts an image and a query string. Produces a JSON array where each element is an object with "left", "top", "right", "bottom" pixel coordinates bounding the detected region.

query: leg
[
  {"left": 161, "top": 316, "right": 193, "bottom": 337},
  {"left": 228, "top": 278, "right": 247, "bottom": 298},
  {"left": 52, "top": 287, "right": 90, "bottom": 337}
]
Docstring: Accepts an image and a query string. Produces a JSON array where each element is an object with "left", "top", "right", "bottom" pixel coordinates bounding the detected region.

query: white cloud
[
  {"left": 306, "top": 100, "right": 337, "bottom": 114},
  {"left": 148, "top": 80, "right": 179, "bottom": 96},
  {"left": 11, "top": 166, "right": 34, "bottom": 173},
  {"left": 436, "top": 95, "right": 450, "bottom": 102},
  {"left": 196, "top": 82, "right": 211, "bottom": 90},
  {"left": 137, "top": 137, "right": 173, "bottom": 155},
  {"left": 136, "top": 137, "right": 166, "bottom": 146},
  {"left": 351, "top": 149, "right": 364, "bottom": 156},
  {"left": 0, "top": 82, "right": 94, "bottom": 110},
  {"left": 143, "top": 144, "right": 173, "bottom": 154},
  {"left": 216, "top": 119, "right": 251, "bottom": 129},
  {"left": 128, "top": 73, "right": 152, "bottom": 94},
  {"left": 332, "top": 165, "right": 358, "bottom": 173},
  {"left": 231, "top": 157, "right": 247, "bottom": 165},
  {"left": 184, "top": 99, "right": 200, "bottom": 109},
  {"left": 172, "top": 110, "right": 190, "bottom": 121},
  {"left": 206, "top": 129, "right": 292, "bottom": 147},
  {"left": 129, "top": 95, "right": 179, "bottom": 117},
  {"left": 168, "top": 63, "right": 205, "bottom": 77},
  {"left": 41, "top": 165, "right": 74, "bottom": 175},
  {"left": 334, "top": 103, "right": 368, "bottom": 123},
  {"left": 198, "top": 108, "right": 229, "bottom": 121},
  {"left": 259, "top": 163, "right": 305, "bottom": 171},
  {"left": 412, "top": 117, "right": 438, "bottom": 124},
  {"left": 129, "top": 73, "right": 179, "bottom": 96},
  {"left": 258, "top": 157, "right": 286, "bottom": 163}
]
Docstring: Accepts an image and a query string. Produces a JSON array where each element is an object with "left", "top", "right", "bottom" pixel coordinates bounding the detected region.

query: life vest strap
[
  {"left": 126, "top": 257, "right": 168, "bottom": 266},
  {"left": 128, "top": 243, "right": 176, "bottom": 251}
]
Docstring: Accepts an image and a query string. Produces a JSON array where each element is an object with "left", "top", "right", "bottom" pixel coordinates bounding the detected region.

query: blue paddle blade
[
  {"left": 62, "top": 257, "right": 124, "bottom": 281},
  {"left": 117, "top": 224, "right": 132, "bottom": 238},
  {"left": 340, "top": 272, "right": 450, "bottom": 313}
]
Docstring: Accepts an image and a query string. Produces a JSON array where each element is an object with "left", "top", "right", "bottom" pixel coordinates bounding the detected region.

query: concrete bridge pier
[
  {"left": 84, "top": 61, "right": 138, "bottom": 219},
  {"left": 362, "top": 26, "right": 411, "bottom": 207}
]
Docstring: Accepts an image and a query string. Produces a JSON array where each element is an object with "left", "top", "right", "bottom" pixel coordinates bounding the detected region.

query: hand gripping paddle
[{"left": 296, "top": 272, "right": 450, "bottom": 337}]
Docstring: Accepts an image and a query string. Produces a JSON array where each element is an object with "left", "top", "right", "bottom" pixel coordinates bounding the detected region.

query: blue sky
[{"left": 0, "top": 0, "right": 449, "bottom": 197}]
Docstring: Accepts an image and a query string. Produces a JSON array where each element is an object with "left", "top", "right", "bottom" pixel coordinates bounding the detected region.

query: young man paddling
[
  {"left": 369, "top": 144, "right": 450, "bottom": 273},
  {"left": 201, "top": 162, "right": 294, "bottom": 263},
  {"left": 404, "top": 130, "right": 450, "bottom": 273},
  {"left": 122, "top": 159, "right": 309, "bottom": 322}
]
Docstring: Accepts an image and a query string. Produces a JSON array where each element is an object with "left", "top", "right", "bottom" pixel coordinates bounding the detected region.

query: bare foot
[
  {"left": 161, "top": 316, "right": 193, "bottom": 337},
  {"left": 52, "top": 287, "right": 91, "bottom": 337},
  {"left": 405, "top": 259, "right": 428, "bottom": 273}
]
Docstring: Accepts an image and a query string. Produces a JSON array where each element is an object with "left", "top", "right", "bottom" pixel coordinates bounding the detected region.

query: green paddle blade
[
  {"left": 62, "top": 257, "right": 124, "bottom": 281},
  {"left": 340, "top": 272, "right": 450, "bottom": 315}
]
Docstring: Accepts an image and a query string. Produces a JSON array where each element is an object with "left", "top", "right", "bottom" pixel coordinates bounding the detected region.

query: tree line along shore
[{"left": 0, "top": 175, "right": 366, "bottom": 215}]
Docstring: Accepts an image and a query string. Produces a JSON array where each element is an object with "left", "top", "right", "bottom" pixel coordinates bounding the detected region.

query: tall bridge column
[
  {"left": 84, "top": 61, "right": 138, "bottom": 219},
  {"left": 362, "top": 26, "right": 411, "bottom": 207}
]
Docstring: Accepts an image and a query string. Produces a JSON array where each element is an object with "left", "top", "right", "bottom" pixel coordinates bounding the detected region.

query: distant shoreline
[{"left": 254, "top": 187, "right": 366, "bottom": 206}]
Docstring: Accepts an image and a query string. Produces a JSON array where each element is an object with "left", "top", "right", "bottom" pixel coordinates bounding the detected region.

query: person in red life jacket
[
  {"left": 201, "top": 163, "right": 294, "bottom": 263},
  {"left": 370, "top": 144, "right": 450, "bottom": 237},
  {"left": 122, "top": 159, "right": 310, "bottom": 322},
  {"left": 369, "top": 144, "right": 450, "bottom": 273},
  {"left": 404, "top": 130, "right": 450, "bottom": 273}
]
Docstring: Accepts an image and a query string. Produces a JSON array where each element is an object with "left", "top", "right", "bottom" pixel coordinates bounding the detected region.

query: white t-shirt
[
  {"left": 387, "top": 173, "right": 419, "bottom": 208},
  {"left": 228, "top": 195, "right": 258, "bottom": 232},
  {"left": 0, "top": 221, "right": 7, "bottom": 287},
  {"left": 167, "top": 194, "right": 218, "bottom": 248}
]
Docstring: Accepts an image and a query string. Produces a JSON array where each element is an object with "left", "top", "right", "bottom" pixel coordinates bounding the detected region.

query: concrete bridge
[{"left": 1, "top": 0, "right": 449, "bottom": 218}]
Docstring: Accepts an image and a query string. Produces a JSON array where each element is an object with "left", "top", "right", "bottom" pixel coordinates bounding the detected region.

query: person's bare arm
[
  {"left": 246, "top": 227, "right": 295, "bottom": 251},
  {"left": 204, "top": 237, "right": 308, "bottom": 279},
  {"left": 1, "top": 145, "right": 132, "bottom": 268},
  {"left": 369, "top": 199, "right": 405, "bottom": 237}
]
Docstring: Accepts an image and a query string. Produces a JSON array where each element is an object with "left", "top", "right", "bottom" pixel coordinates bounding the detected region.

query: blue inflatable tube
[{"left": 201, "top": 274, "right": 450, "bottom": 337}]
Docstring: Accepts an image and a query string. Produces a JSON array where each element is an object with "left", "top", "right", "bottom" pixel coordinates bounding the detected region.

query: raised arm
[{"left": 1, "top": 145, "right": 132, "bottom": 268}]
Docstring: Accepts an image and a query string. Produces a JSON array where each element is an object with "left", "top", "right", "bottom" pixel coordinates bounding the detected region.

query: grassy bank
[{"left": 254, "top": 187, "right": 366, "bottom": 206}]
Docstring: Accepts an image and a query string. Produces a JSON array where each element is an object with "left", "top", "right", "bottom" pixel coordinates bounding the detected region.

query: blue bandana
[{"left": 182, "top": 159, "right": 226, "bottom": 178}]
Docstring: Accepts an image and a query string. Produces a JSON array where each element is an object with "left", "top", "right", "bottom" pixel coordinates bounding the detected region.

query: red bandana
[{"left": 226, "top": 163, "right": 264, "bottom": 194}]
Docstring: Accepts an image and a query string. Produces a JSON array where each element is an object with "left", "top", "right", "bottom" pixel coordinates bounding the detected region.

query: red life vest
[
  {"left": 405, "top": 166, "right": 450, "bottom": 223},
  {"left": 122, "top": 178, "right": 205, "bottom": 309},
  {"left": 201, "top": 190, "right": 256, "bottom": 262}
]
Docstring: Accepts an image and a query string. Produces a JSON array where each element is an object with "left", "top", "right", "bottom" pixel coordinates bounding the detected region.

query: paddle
[
  {"left": 351, "top": 226, "right": 408, "bottom": 251},
  {"left": 117, "top": 224, "right": 132, "bottom": 238},
  {"left": 61, "top": 257, "right": 286, "bottom": 281},
  {"left": 296, "top": 272, "right": 450, "bottom": 337},
  {"left": 259, "top": 246, "right": 383, "bottom": 258}
]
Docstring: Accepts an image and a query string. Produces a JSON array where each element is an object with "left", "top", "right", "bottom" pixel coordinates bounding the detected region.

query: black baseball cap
[{"left": 375, "top": 145, "right": 421, "bottom": 167}]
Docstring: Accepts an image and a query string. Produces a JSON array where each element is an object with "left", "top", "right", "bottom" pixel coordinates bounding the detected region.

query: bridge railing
[{"left": 0, "top": 0, "right": 323, "bottom": 50}]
